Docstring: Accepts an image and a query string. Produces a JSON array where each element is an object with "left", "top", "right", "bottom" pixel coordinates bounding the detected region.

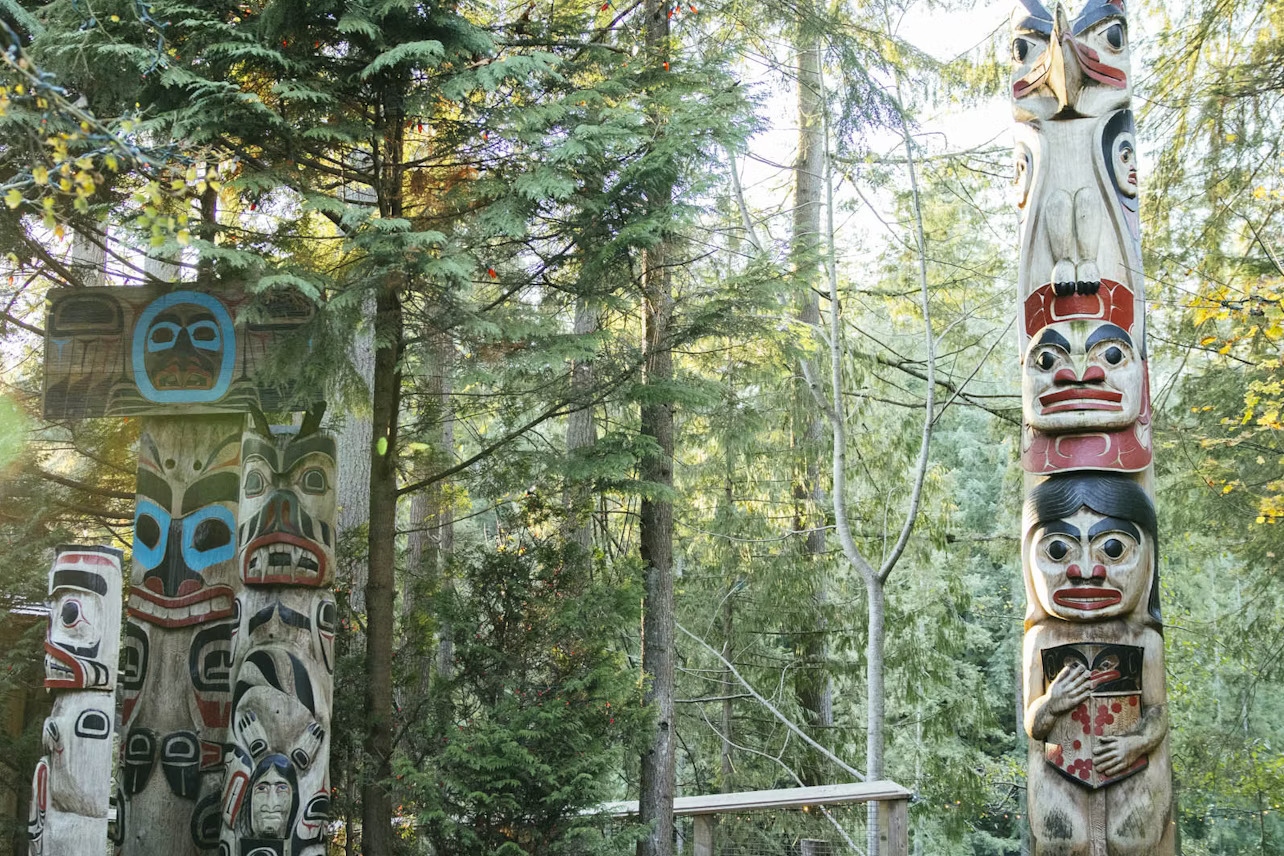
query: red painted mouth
[
  {"left": 1053, "top": 587, "right": 1122, "bottom": 610},
  {"left": 1039, "top": 388, "right": 1123, "bottom": 413},
  {"left": 128, "top": 584, "right": 236, "bottom": 627},
  {"left": 242, "top": 533, "right": 327, "bottom": 586}
]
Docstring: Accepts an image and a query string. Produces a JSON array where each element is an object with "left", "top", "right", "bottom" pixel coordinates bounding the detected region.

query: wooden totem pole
[
  {"left": 219, "top": 414, "right": 336, "bottom": 856},
  {"left": 1009, "top": 0, "right": 1174, "bottom": 852},
  {"left": 28, "top": 545, "right": 123, "bottom": 855},
  {"left": 41, "top": 283, "right": 330, "bottom": 856}
]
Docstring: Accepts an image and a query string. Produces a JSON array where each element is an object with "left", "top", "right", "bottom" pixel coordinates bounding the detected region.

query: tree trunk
[
  {"left": 362, "top": 285, "right": 401, "bottom": 856},
  {"left": 636, "top": 5, "right": 676, "bottom": 852},
  {"left": 564, "top": 297, "right": 599, "bottom": 550}
]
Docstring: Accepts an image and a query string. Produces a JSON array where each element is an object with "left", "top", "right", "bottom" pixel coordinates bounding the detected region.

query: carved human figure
[
  {"left": 120, "top": 416, "right": 243, "bottom": 856},
  {"left": 1022, "top": 474, "right": 1172, "bottom": 854},
  {"left": 222, "top": 418, "right": 335, "bottom": 856}
]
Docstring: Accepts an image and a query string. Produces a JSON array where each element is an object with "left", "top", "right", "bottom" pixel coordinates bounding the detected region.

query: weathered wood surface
[
  {"left": 29, "top": 545, "right": 122, "bottom": 856},
  {"left": 1012, "top": 2, "right": 1174, "bottom": 853},
  {"left": 119, "top": 416, "right": 243, "bottom": 856},
  {"left": 599, "top": 780, "right": 913, "bottom": 817},
  {"left": 42, "top": 285, "right": 314, "bottom": 420},
  {"left": 220, "top": 420, "right": 336, "bottom": 856}
]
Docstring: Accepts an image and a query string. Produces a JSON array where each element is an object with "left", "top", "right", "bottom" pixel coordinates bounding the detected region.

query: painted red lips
[
  {"left": 1039, "top": 387, "right": 1124, "bottom": 413},
  {"left": 1053, "top": 587, "right": 1123, "bottom": 610}
]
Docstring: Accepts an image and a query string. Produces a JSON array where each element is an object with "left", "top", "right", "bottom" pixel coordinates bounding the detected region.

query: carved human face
[
  {"left": 1024, "top": 320, "right": 1142, "bottom": 433},
  {"left": 251, "top": 767, "right": 293, "bottom": 838},
  {"left": 45, "top": 547, "right": 122, "bottom": 690},
  {"left": 130, "top": 419, "right": 240, "bottom": 627},
  {"left": 131, "top": 291, "right": 235, "bottom": 404},
  {"left": 1111, "top": 132, "right": 1138, "bottom": 198},
  {"left": 1029, "top": 507, "right": 1150, "bottom": 621},
  {"left": 239, "top": 430, "right": 337, "bottom": 588}
]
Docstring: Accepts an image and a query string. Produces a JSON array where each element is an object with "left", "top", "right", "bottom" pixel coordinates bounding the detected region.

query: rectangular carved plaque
[{"left": 43, "top": 286, "right": 315, "bottom": 419}]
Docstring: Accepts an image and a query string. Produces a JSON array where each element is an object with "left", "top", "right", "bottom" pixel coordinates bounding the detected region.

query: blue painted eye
[
  {"left": 133, "top": 499, "right": 171, "bottom": 571},
  {"left": 146, "top": 322, "right": 182, "bottom": 353},
  {"left": 181, "top": 506, "right": 236, "bottom": 572},
  {"left": 186, "top": 320, "right": 222, "bottom": 352}
]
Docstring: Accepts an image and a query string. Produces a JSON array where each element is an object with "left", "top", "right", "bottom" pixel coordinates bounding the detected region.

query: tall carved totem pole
[
  {"left": 28, "top": 545, "right": 123, "bottom": 855},
  {"left": 1009, "top": 0, "right": 1174, "bottom": 853},
  {"left": 42, "top": 284, "right": 335, "bottom": 856}
]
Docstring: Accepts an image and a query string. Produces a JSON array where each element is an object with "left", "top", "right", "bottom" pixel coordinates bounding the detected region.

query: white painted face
[
  {"left": 1029, "top": 507, "right": 1150, "bottom": 621},
  {"left": 1023, "top": 319, "right": 1142, "bottom": 433},
  {"left": 45, "top": 548, "right": 122, "bottom": 690},
  {"left": 1111, "top": 132, "right": 1138, "bottom": 198},
  {"left": 250, "top": 767, "right": 292, "bottom": 838}
]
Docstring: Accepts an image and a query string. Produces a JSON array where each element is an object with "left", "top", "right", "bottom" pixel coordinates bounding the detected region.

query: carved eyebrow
[
  {"left": 1088, "top": 516, "right": 1141, "bottom": 541},
  {"left": 1035, "top": 328, "right": 1072, "bottom": 351},
  {"left": 1085, "top": 324, "right": 1133, "bottom": 350},
  {"left": 241, "top": 436, "right": 278, "bottom": 465},
  {"left": 182, "top": 472, "right": 240, "bottom": 515},
  {"left": 136, "top": 469, "right": 173, "bottom": 511},
  {"left": 283, "top": 435, "right": 336, "bottom": 472},
  {"left": 1039, "top": 521, "right": 1081, "bottom": 539}
]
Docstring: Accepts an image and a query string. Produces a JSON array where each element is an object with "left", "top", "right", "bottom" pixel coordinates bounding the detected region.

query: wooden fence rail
[{"left": 599, "top": 780, "right": 912, "bottom": 856}]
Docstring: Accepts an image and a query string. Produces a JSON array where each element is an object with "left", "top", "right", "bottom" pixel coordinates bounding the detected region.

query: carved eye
[
  {"left": 1104, "top": 346, "right": 1123, "bottom": 365},
  {"left": 244, "top": 470, "right": 266, "bottom": 497},
  {"left": 1101, "top": 538, "right": 1125, "bottom": 559},
  {"left": 1036, "top": 351, "right": 1057, "bottom": 371},
  {"left": 1046, "top": 539, "right": 1069, "bottom": 561},
  {"left": 1104, "top": 22, "right": 1125, "bottom": 50},
  {"left": 136, "top": 514, "right": 162, "bottom": 549},
  {"left": 192, "top": 517, "right": 232, "bottom": 553},
  {"left": 300, "top": 467, "right": 327, "bottom": 495},
  {"left": 1012, "top": 37, "right": 1033, "bottom": 63},
  {"left": 60, "top": 600, "right": 83, "bottom": 627}
]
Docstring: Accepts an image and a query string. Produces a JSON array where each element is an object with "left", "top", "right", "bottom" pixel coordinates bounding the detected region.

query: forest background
[{"left": 0, "top": 0, "right": 1279, "bottom": 853}]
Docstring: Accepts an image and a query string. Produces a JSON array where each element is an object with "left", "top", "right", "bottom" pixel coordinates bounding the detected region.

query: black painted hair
[{"left": 1025, "top": 472, "right": 1162, "bottom": 627}]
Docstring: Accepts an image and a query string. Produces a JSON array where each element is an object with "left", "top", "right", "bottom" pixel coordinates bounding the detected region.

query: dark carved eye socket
[
  {"left": 1047, "top": 540, "right": 1069, "bottom": 561},
  {"left": 1104, "top": 346, "right": 1124, "bottom": 365},
  {"left": 1104, "top": 23, "right": 1125, "bottom": 50},
  {"left": 1013, "top": 38, "right": 1031, "bottom": 62},
  {"left": 1102, "top": 538, "right": 1125, "bottom": 559},
  {"left": 136, "top": 514, "right": 162, "bottom": 549},
  {"left": 60, "top": 600, "right": 82, "bottom": 627},
  {"left": 244, "top": 470, "right": 266, "bottom": 497},
  {"left": 1037, "top": 351, "right": 1057, "bottom": 371},
  {"left": 300, "top": 467, "right": 328, "bottom": 495},
  {"left": 192, "top": 517, "right": 232, "bottom": 553}
]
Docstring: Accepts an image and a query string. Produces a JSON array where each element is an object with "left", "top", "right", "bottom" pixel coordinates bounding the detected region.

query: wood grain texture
[
  {"left": 1011, "top": 3, "right": 1173, "bottom": 853},
  {"left": 42, "top": 285, "right": 315, "bottom": 420}
]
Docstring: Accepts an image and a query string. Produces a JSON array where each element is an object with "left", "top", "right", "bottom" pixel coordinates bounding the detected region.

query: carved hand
[
  {"left": 290, "top": 722, "right": 325, "bottom": 770},
  {"left": 236, "top": 711, "right": 270, "bottom": 760},
  {"left": 1046, "top": 663, "right": 1093, "bottom": 714},
  {"left": 1093, "top": 734, "right": 1141, "bottom": 776}
]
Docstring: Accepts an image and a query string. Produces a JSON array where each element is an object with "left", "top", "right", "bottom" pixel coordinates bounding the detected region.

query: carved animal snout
[{"left": 1066, "top": 563, "right": 1107, "bottom": 581}]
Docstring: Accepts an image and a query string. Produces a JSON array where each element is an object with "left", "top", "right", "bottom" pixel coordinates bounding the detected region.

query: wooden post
[
  {"left": 692, "top": 814, "right": 716, "bottom": 856},
  {"left": 877, "top": 798, "right": 908, "bottom": 856},
  {"left": 1009, "top": 1, "right": 1174, "bottom": 853},
  {"left": 29, "top": 545, "right": 122, "bottom": 855}
]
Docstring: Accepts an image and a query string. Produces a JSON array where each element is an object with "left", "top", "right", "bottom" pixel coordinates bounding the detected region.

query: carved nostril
[
  {"left": 1067, "top": 564, "right": 1085, "bottom": 579},
  {"left": 1091, "top": 564, "right": 1107, "bottom": 579},
  {"left": 1081, "top": 366, "right": 1106, "bottom": 383},
  {"left": 1054, "top": 368, "right": 1078, "bottom": 384}
]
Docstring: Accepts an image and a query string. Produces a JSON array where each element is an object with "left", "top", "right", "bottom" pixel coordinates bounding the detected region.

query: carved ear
[
  {"left": 299, "top": 402, "right": 327, "bottom": 438},
  {"left": 249, "top": 405, "right": 272, "bottom": 439}
]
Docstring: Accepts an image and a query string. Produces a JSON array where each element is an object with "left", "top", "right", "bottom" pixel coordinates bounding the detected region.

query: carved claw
[
  {"left": 43, "top": 721, "right": 63, "bottom": 754},
  {"left": 1075, "top": 280, "right": 1101, "bottom": 295},
  {"left": 236, "top": 711, "right": 269, "bottom": 760},
  {"left": 291, "top": 722, "right": 326, "bottom": 770},
  {"left": 1053, "top": 281, "right": 1077, "bottom": 297}
]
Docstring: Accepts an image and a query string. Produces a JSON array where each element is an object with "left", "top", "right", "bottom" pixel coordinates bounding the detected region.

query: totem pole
[
  {"left": 1009, "top": 0, "right": 1174, "bottom": 853},
  {"left": 219, "top": 413, "right": 336, "bottom": 856},
  {"left": 28, "top": 545, "right": 123, "bottom": 855},
  {"left": 41, "top": 283, "right": 326, "bottom": 856}
]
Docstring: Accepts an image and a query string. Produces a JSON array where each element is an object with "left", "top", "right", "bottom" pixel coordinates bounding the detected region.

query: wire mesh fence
[{"left": 674, "top": 804, "right": 868, "bottom": 856}]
